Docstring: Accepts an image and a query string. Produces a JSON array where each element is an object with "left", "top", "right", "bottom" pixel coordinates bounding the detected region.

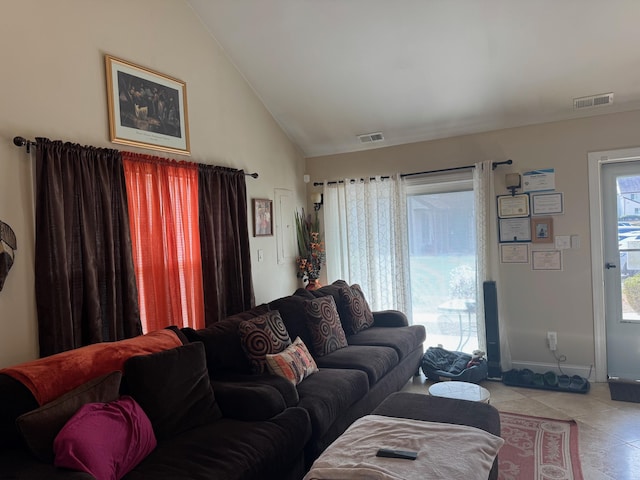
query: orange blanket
[{"left": 0, "top": 330, "right": 182, "bottom": 405}]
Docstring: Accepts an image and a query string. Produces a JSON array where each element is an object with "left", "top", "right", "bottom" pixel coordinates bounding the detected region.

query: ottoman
[{"left": 372, "top": 392, "right": 501, "bottom": 480}]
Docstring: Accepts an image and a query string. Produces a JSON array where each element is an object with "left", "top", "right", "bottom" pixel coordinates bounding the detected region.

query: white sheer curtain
[
  {"left": 475, "top": 160, "right": 512, "bottom": 370},
  {"left": 323, "top": 175, "right": 410, "bottom": 316}
]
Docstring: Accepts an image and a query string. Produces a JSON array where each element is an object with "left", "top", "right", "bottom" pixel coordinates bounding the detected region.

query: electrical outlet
[{"left": 547, "top": 331, "right": 557, "bottom": 351}]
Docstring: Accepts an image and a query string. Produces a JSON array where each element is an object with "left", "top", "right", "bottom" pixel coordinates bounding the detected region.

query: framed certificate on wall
[
  {"left": 499, "top": 217, "right": 532, "bottom": 243},
  {"left": 497, "top": 194, "right": 530, "bottom": 218}
]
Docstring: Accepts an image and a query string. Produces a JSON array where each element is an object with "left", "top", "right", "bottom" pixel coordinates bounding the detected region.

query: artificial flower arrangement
[{"left": 295, "top": 210, "right": 325, "bottom": 285}]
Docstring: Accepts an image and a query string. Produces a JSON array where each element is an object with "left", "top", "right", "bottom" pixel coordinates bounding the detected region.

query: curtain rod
[
  {"left": 312, "top": 159, "right": 512, "bottom": 186},
  {"left": 12, "top": 136, "right": 259, "bottom": 178}
]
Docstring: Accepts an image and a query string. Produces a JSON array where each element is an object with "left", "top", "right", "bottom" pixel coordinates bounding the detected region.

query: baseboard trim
[{"left": 510, "top": 361, "right": 596, "bottom": 382}]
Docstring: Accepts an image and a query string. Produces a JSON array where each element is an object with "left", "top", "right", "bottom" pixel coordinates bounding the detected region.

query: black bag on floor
[{"left": 421, "top": 346, "right": 488, "bottom": 383}]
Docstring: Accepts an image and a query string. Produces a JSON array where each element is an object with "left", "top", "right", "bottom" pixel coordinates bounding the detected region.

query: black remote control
[{"left": 375, "top": 448, "right": 418, "bottom": 460}]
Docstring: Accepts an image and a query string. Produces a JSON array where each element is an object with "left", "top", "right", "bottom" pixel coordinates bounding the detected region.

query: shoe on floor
[
  {"left": 544, "top": 371, "right": 558, "bottom": 386},
  {"left": 569, "top": 375, "right": 587, "bottom": 391},
  {"left": 558, "top": 374, "right": 571, "bottom": 389}
]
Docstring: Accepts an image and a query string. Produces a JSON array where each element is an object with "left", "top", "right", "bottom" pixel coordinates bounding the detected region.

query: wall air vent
[
  {"left": 357, "top": 132, "right": 384, "bottom": 143},
  {"left": 573, "top": 93, "right": 614, "bottom": 110}
]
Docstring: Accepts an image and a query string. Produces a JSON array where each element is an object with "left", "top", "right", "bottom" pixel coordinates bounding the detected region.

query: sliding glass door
[{"left": 406, "top": 174, "right": 479, "bottom": 352}]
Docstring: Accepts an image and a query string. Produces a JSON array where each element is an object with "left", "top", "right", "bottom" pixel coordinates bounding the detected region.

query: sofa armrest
[
  {"left": 212, "top": 381, "right": 288, "bottom": 421},
  {"left": 373, "top": 310, "right": 409, "bottom": 327}
]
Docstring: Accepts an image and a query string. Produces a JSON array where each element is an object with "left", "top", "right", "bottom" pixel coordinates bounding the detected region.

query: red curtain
[{"left": 122, "top": 152, "right": 204, "bottom": 332}]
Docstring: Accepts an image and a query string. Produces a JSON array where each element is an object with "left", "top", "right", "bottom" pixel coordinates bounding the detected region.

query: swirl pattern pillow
[
  {"left": 339, "top": 284, "right": 375, "bottom": 334},
  {"left": 239, "top": 310, "right": 292, "bottom": 373},
  {"left": 304, "top": 296, "right": 348, "bottom": 357}
]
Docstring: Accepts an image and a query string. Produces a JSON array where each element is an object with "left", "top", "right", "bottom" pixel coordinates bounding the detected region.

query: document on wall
[
  {"left": 522, "top": 169, "right": 555, "bottom": 192},
  {"left": 499, "top": 218, "right": 532, "bottom": 243},
  {"left": 532, "top": 250, "right": 562, "bottom": 271},
  {"left": 500, "top": 244, "right": 530, "bottom": 264},
  {"left": 497, "top": 194, "right": 530, "bottom": 218}
]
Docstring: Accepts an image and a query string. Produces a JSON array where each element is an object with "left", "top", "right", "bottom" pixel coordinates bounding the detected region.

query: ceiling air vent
[
  {"left": 573, "top": 93, "right": 614, "bottom": 110},
  {"left": 357, "top": 132, "right": 384, "bottom": 143}
]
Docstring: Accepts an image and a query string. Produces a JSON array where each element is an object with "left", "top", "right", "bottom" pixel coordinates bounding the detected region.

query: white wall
[
  {"left": 306, "top": 110, "right": 640, "bottom": 377},
  {"left": 0, "top": 0, "right": 305, "bottom": 368}
]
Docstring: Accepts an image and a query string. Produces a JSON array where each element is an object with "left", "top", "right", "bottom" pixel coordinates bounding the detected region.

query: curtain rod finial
[{"left": 13, "top": 136, "right": 27, "bottom": 147}]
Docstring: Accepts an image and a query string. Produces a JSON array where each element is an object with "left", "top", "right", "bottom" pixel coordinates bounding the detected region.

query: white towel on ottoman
[{"left": 304, "top": 414, "right": 504, "bottom": 480}]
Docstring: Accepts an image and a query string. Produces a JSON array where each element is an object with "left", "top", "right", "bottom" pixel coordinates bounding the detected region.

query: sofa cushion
[
  {"left": 181, "top": 304, "right": 270, "bottom": 376},
  {"left": 239, "top": 310, "right": 292, "bottom": 374},
  {"left": 16, "top": 371, "right": 122, "bottom": 462},
  {"left": 267, "top": 295, "right": 315, "bottom": 354},
  {"left": 53, "top": 396, "right": 156, "bottom": 480},
  {"left": 123, "top": 407, "right": 311, "bottom": 480},
  {"left": 314, "top": 345, "right": 399, "bottom": 385},
  {"left": 266, "top": 337, "right": 318, "bottom": 385},
  {"left": 212, "top": 381, "right": 287, "bottom": 421},
  {"left": 339, "top": 283, "right": 375, "bottom": 334},
  {"left": 346, "top": 325, "right": 426, "bottom": 360},
  {"left": 303, "top": 296, "right": 348, "bottom": 357},
  {"left": 295, "top": 368, "right": 369, "bottom": 439},
  {"left": 0, "top": 374, "right": 38, "bottom": 451},
  {"left": 124, "top": 342, "right": 221, "bottom": 440}
]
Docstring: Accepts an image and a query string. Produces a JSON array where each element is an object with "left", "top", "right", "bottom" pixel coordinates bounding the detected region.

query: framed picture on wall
[
  {"left": 105, "top": 55, "right": 190, "bottom": 155},
  {"left": 531, "top": 216, "right": 554, "bottom": 243},
  {"left": 253, "top": 199, "right": 273, "bottom": 237}
]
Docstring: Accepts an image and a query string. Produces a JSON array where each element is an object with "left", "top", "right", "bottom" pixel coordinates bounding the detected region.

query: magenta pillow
[{"left": 53, "top": 396, "right": 156, "bottom": 480}]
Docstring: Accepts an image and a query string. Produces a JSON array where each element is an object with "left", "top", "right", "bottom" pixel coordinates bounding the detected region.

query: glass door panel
[
  {"left": 602, "top": 162, "right": 640, "bottom": 380},
  {"left": 407, "top": 189, "right": 478, "bottom": 352}
]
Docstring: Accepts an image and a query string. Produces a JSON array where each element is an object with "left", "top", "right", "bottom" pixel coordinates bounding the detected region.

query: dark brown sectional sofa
[
  {"left": 0, "top": 280, "right": 425, "bottom": 479},
  {"left": 184, "top": 280, "right": 426, "bottom": 467}
]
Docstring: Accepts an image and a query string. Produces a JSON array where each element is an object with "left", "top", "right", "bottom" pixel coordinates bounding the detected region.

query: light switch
[
  {"left": 555, "top": 235, "right": 570, "bottom": 250},
  {"left": 570, "top": 235, "right": 580, "bottom": 249},
  {"left": 258, "top": 249, "right": 264, "bottom": 262}
]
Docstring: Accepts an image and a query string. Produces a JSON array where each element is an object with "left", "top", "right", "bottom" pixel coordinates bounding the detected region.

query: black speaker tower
[{"left": 483, "top": 281, "right": 502, "bottom": 378}]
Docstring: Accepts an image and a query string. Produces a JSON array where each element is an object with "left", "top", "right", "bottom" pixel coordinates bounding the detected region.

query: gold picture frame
[
  {"left": 531, "top": 216, "right": 554, "bottom": 243},
  {"left": 105, "top": 55, "right": 190, "bottom": 155},
  {"left": 253, "top": 199, "right": 273, "bottom": 237}
]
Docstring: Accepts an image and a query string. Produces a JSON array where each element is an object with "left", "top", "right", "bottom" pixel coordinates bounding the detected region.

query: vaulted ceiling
[{"left": 187, "top": 0, "right": 640, "bottom": 157}]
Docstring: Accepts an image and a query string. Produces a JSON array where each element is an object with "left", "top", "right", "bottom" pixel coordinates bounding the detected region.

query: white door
[{"left": 601, "top": 160, "right": 640, "bottom": 380}]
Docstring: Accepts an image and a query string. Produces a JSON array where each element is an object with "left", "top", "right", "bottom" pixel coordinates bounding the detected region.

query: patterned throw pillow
[
  {"left": 339, "top": 284, "right": 375, "bottom": 334},
  {"left": 304, "top": 296, "right": 348, "bottom": 357},
  {"left": 266, "top": 337, "right": 318, "bottom": 385},
  {"left": 239, "top": 310, "right": 292, "bottom": 374}
]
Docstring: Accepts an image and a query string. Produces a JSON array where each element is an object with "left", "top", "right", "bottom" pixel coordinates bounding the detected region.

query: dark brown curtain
[
  {"left": 198, "top": 165, "right": 254, "bottom": 325},
  {"left": 35, "top": 138, "right": 141, "bottom": 356}
]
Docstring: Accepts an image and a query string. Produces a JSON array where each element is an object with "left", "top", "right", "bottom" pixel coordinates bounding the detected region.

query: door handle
[{"left": 606, "top": 263, "right": 617, "bottom": 269}]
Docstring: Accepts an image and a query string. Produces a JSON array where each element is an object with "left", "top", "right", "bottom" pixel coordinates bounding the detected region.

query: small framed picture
[
  {"left": 531, "top": 216, "right": 553, "bottom": 243},
  {"left": 253, "top": 199, "right": 273, "bottom": 237}
]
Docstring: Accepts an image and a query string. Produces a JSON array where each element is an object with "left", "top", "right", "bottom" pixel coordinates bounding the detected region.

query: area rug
[{"left": 498, "top": 412, "right": 583, "bottom": 480}]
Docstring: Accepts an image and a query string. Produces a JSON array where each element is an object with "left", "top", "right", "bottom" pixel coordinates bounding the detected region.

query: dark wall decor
[{"left": 0, "top": 220, "right": 16, "bottom": 291}]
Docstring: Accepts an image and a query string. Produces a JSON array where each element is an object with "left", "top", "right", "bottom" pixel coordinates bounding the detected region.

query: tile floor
[{"left": 402, "top": 375, "right": 640, "bottom": 480}]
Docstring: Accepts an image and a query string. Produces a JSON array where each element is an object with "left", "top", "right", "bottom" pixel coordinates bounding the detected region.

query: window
[{"left": 406, "top": 173, "right": 479, "bottom": 352}]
